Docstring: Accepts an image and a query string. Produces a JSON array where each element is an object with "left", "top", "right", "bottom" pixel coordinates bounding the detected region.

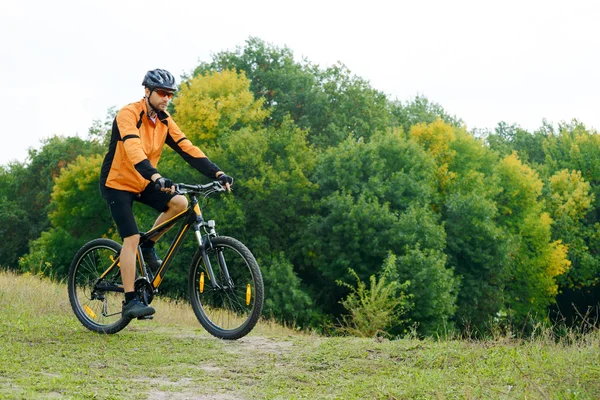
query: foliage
[
  {"left": 443, "top": 172, "right": 512, "bottom": 331},
  {"left": 18, "top": 227, "right": 81, "bottom": 279},
  {"left": 410, "top": 119, "right": 458, "bottom": 193},
  {"left": 194, "top": 37, "right": 391, "bottom": 148},
  {"left": 485, "top": 121, "right": 548, "bottom": 166},
  {"left": 391, "top": 95, "right": 463, "bottom": 136},
  {"left": 87, "top": 106, "right": 117, "bottom": 148},
  {"left": 19, "top": 155, "right": 112, "bottom": 280},
  {"left": 259, "top": 252, "right": 315, "bottom": 327},
  {"left": 205, "top": 118, "right": 318, "bottom": 256},
  {"left": 493, "top": 153, "right": 571, "bottom": 325},
  {"left": 50, "top": 154, "right": 114, "bottom": 239},
  {"left": 303, "top": 130, "right": 457, "bottom": 335},
  {"left": 336, "top": 253, "right": 411, "bottom": 337},
  {"left": 0, "top": 135, "right": 103, "bottom": 269},
  {"left": 0, "top": 166, "right": 29, "bottom": 269},
  {"left": 313, "top": 62, "right": 391, "bottom": 147},
  {"left": 433, "top": 125, "right": 512, "bottom": 332},
  {"left": 9, "top": 36, "right": 600, "bottom": 337},
  {"left": 547, "top": 169, "right": 596, "bottom": 288},
  {"left": 394, "top": 242, "right": 457, "bottom": 335},
  {"left": 173, "top": 69, "right": 269, "bottom": 146}
]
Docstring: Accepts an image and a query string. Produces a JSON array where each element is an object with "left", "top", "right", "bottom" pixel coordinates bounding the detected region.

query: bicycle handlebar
[{"left": 174, "top": 180, "right": 227, "bottom": 196}]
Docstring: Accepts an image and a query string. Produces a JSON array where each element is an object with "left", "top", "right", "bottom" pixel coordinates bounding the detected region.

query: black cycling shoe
[
  {"left": 141, "top": 247, "right": 162, "bottom": 271},
  {"left": 122, "top": 299, "right": 155, "bottom": 320}
]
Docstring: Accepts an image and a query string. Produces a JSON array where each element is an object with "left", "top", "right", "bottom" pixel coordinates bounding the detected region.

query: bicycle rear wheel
[
  {"left": 189, "top": 236, "right": 264, "bottom": 340},
  {"left": 68, "top": 238, "right": 131, "bottom": 334}
]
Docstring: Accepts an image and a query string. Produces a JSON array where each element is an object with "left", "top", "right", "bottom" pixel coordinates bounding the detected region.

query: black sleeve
[
  {"left": 134, "top": 159, "right": 159, "bottom": 181},
  {"left": 166, "top": 135, "right": 221, "bottom": 179}
]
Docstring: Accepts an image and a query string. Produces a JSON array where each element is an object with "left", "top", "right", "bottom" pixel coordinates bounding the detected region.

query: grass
[{"left": 1, "top": 270, "right": 599, "bottom": 399}]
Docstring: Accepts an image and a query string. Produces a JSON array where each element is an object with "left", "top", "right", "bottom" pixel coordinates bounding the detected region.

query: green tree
[
  {"left": 259, "top": 252, "right": 315, "bottom": 327},
  {"left": 193, "top": 37, "right": 319, "bottom": 130},
  {"left": 19, "top": 154, "right": 114, "bottom": 279},
  {"left": 391, "top": 95, "right": 462, "bottom": 136},
  {"left": 3, "top": 135, "right": 102, "bottom": 269},
  {"left": 444, "top": 172, "right": 512, "bottom": 331},
  {"left": 194, "top": 37, "right": 391, "bottom": 148},
  {"left": 485, "top": 121, "right": 548, "bottom": 167},
  {"left": 532, "top": 122, "right": 600, "bottom": 291},
  {"left": 312, "top": 62, "right": 391, "bottom": 147},
  {"left": 547, "top": 170, "right": 597, "bottom": 289},
  {"left": 303, "top": 130, "right": 457, "bottom": 335},
  {"left": 440, "top": 125, "right": 513, "bottom": 332},
  {"left": 0, "top": 165, "right": 29, "bottom": 269},
  {"left": 49, "top": 154, "right": 114, "bottom": 240},
  {"left": 87, "top": 106, "right": 117, "bottom": 148}
]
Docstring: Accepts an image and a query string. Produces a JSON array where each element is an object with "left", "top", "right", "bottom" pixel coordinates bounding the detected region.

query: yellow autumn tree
[
  {"left": 494, "top": 152, "right": 570, "bottom": 322},
  {"left": 546, "top": 168, "right": 596, "bottom": 289},
  {"left": 548, "top": 169, "right": 593, "bottom": 221},
  {"left": 409, "top": 118, "right": 457, "bottom": 192},
  {"left": 172, "top": 69, "right": 270, "bottom": 145}
]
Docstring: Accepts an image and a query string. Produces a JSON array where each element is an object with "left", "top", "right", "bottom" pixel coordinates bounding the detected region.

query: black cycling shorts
[{"left": 100, "top": 182, "right": 177, "bottom": 239}]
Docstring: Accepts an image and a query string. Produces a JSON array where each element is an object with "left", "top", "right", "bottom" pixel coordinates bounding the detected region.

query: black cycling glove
[
  {"left": 217, "top": 173, "right": 234, "bottom": 185},
  {"left": 154, "top": 177, "right": 174, "bottom": 190}
]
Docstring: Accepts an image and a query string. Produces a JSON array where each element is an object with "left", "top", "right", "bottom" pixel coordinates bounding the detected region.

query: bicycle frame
[{"left": 95, "top": 185, "right": 223, "bottom": 296}]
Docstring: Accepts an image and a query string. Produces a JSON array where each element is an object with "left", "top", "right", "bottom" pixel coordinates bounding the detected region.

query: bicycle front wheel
[
  {"left": 189, "top": 236, "right": 264, "bottom": 340},
  {"left": 68, "top": 238, "right": 130, "bottom": 334}
]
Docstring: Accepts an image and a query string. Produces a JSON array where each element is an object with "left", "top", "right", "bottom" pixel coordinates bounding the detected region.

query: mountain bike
[{"left": 67, "top": 180, "right": 264, "bottom": 340}]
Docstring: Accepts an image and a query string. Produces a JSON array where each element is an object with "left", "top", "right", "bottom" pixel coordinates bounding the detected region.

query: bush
[{"left": 336, "top": 253, "right": 411, "bottom": 337}]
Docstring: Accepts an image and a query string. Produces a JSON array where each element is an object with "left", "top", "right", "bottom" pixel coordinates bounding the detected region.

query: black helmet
[{"left": 142, "top": 69, "right": 177, "bottom": 91}]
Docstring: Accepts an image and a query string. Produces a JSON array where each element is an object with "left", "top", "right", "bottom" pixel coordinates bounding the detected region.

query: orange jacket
[{"left": 100, "top": 98, "right": 221, "bottom": 193}]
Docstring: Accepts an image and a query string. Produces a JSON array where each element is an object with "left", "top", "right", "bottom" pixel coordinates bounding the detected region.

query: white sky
[{"left": 1, "top": 0, "right": 599, "bottom": 166}]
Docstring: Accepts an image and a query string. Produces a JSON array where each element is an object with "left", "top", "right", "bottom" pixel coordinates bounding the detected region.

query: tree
[
  {"left": 444, "top": 172, "right": 512, "bottom": 332},
  {"left": 303, "top": 130, "right": 457, "bottom": 335},
  {"left": 312, "top": 63, "right": 391, "bottom": 147},
  {"left": 173, "top": 69, "right": 269, "bottom": 146},
  {"left": 410, "top": 120, "right": 512, "bottom": 332},
  {"left": 87, "top": 106, "right": 117, "bottom": 148},
  {"left": 0, "top": 165, "right": 29, "bottom": 269},
  {"left": 485, "top": 121, "right": 548, "bottom": 167},
  {"left": 493, "top": 153, "right": 570, "bottom": 325},
  {"left": 391, "top": 95, "right": 462, "bottom": 136},
  {"left": 194, "top": 37, "right": 391, "bottom": 148},
  {"left": 410, "top": 119, "right": 458, "bottom": 194},
  {"left": 2, "top": 135, "right": 102, "bottom": 269},
  {"left": 19, "top": 154, "right": 115, "bottom": 279},
  {"left": 193, "top": 37, "right": 319, "bottom": 130},
  {"left": 49, "top": 154, "right": 114, "bottom": 240}
]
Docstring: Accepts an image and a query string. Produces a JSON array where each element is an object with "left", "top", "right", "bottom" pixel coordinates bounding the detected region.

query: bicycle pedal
[{"left": 137, "top": 315, "right": 154, "bottom": 320}]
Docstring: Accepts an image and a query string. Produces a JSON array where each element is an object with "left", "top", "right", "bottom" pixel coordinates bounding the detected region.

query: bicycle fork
[{"left": 193, "top": 220, "right": 234, "bottom": 290}]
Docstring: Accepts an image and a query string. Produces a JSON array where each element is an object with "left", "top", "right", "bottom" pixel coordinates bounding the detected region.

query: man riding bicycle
[{"left": 99, "top": 68, "right": 233, "bottom": 320}]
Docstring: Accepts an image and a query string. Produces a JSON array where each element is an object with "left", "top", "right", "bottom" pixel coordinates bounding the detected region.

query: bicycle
[{"left": 67, "top": 180, "right": 264, "bottom": 340}]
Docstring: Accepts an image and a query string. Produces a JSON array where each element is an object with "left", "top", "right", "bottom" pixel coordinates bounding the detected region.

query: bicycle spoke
[
  {"left": 68, "top": 239, "right": 131, "bottom": 334},
  {"left": 189, "top": 236, "right": 263, "bottom": 340}
]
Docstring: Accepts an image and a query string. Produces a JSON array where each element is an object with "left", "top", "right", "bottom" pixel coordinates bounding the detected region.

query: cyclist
[{"left": 99, "top": 68, "right": 233, "bottom": 320}]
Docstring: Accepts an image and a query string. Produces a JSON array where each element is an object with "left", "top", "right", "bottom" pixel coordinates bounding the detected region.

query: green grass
[{"left": 1, "top": 270, "right": 599, "bottom": 399}]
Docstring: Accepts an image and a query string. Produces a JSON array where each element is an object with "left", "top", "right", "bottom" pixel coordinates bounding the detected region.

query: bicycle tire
[
  {"left": 68, "top": 238, "right": 131, "bottom": 334},
  {"left": 188, "top": 236, "right": 264, "bottom": 340}
]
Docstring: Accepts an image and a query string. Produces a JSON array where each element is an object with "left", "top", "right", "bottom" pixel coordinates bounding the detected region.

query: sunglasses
[{"left": 155, "top": 89, "right": 174, "bottom": 99}]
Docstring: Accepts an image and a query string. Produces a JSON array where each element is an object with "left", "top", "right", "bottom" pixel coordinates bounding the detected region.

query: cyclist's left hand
[{"left": 217, "top": 173, "right": 233, "bottom": 191}]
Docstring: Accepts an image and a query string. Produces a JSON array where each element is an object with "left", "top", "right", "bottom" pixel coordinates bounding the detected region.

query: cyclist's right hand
[{"left": 154, "top": 177, "right": 174, "bottom": 192}]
